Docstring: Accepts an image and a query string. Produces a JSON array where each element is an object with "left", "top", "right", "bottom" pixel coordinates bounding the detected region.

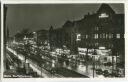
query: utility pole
[
  {"left": 93, "top": 49, "right": 97, "bottom": 78},
  {"left": 41, "top": 64, "right": 43, "bottom": 77},
  {"left": 111, "top": 33, "right": 117, "bottom": 77},
  {"left": 92, "top": 55, "right": 95, "bottom": 78}
]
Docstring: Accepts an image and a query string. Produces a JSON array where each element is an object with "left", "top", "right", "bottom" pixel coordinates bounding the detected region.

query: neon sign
[{"left": 99, "top": 13, "right": 109, "bottom": 18}]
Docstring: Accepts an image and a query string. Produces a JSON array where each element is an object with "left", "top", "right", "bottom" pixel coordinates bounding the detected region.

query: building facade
[
  {"left": 48, "top": 4, "right": 125, "bottom": 75},
  {"left": 49, "top": 3, "right": 124, "bottom": 56}
]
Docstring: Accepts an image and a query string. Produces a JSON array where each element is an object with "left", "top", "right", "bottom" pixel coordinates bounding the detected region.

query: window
[
  {"left": 97, "top": 27, "right": 99, "bottom": 31},
  {"left": 86, "top": 35, "right": 88, "bottom": 39},
  {"left": 94, "top": 34, "right": 98, "bottom": 39},
  {"left": 117, "top": 34, "right": 120, "bottom": 38},
  {"left": 106, "top": 34, "right": 109, "bottom": 38},
  {"left": 76, "top": 34, "right": 81, "bottom": 41},
  {"left": 108, "top": 33, "right": 113, "bottom": 39},
  {"left": 94, "top": 34, "right": 96, "bottom": 39},
  {"left": 100, "top": 34, "right": 102, "bottom": 38},
  {"left": 95, "top": 43, "right": 99, "bottom": 47},
  {"left": 97, "top": 34, "right": 98, "bottom": 39},
  {"left": 103, "top": 33, "right": 105, "bottom": 38},
  {"left": 95, "top": 27, "right": 99, "bottom": 31}
]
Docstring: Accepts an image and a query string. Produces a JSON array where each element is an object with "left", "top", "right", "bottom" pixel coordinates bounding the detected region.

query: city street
[
  {"left": 5, "top": 42, "right": 113, "bottom": 78},
  {"left": 6, "top": 45, "right": 89, "bottom": 78},
  {"left": 3, "top": 3, "right": 125, "bottom": 78}
]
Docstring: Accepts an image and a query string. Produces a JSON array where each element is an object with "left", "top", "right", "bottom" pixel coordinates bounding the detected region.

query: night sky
[{"left": 5, "top": 3, "right": 124, "bottom": 36}]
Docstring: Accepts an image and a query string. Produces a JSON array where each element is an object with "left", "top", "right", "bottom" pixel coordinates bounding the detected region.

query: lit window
[
  {"left": 97, "top": 34, "right": 98, "bottom": 39},
  {"left": 100, "top": 34, "right": 102, "bottom": 38},
  {"left": 76, "top": 34, "right": 81, "bottom": 41},
  {"left": 108, "top": 34, "right": 111, "bottom": 38},
  {"left": 99, "top": 13, "right": 109, "bottom": 18},
  {"left": 117, "top": 34, "right": 120, "bottom": 38},
  {"left": 94, "top": 34, "right": 96, "bottom": 39},
  {"left": 103, "top": 33, "right": 105, "bottom": 38},
  {"left": 95, "top": 27, "right": 99, "bottom": 31},
  {"left": 86, "top": 35, "right": 88, "bottom": 39},
  {"left": 106, "top": 34, "right": 108, "bottom": 38},
  {"left": 97, "top": 27, "right": 99, "bottom": 31},
  {"left": 108, "top": 33, "right": 113, "bottom": 39},
  {"left": 94, "top": 34, "right": 98, "bottom": 39}
]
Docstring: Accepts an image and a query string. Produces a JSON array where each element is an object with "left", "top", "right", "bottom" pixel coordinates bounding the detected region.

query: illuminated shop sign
[
  {"left": 99, "top": 46, "right": 106, "bottom": 49},
  {"left": 96, "top": 49, "right": 111, "bottom": 56},
  {"left": 78, "top": 47, "right": 111, "bottom": 56},
  {"left": 78, "top": 47, "right": 87, "bottom": 55},
  {"left": 99, "top": 13, "right": 109, "bottom": 18},
  {"left": 78, "top": 48, "right": 94, "bottom": 55}
]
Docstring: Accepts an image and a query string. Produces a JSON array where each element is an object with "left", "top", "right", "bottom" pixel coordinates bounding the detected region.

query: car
[
  {"left": 95, "top": 69, "right": 103, "bottom": 75},
  {"left": 50, "top": 68, "right": 56, "bottom": 74},
  {"left": 103, "top": 70, "right": 110, "bottom": 77},
  {"left": 111, "top": 70, "right": 121, "bottom": 77}
]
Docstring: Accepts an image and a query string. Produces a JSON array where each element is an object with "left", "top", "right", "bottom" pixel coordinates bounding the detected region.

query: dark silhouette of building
[{"left": 36, "top": 29, "right": 49, "bottom": 45}]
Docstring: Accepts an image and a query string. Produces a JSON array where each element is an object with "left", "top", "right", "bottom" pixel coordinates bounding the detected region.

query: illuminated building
[{"left": 49, "top": 4, "right": 124, "bottom": 63}]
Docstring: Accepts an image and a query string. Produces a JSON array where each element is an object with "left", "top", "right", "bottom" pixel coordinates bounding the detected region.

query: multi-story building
[
  {"left": 49, "top": 4, "right": 124, "bottom": 53},
  {"left": 48, "top": 4, "right": 125, "bottom": 77},
  {"left": 49, "top": 4, "right": 124, "bottom": 64}
]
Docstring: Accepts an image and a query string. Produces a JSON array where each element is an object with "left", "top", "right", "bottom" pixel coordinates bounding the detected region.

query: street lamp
[{"left": 92, "top": 49, "right": 97, "bottom": 78}]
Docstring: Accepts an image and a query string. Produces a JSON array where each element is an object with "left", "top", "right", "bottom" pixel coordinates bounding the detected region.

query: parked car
[
  {"left": 103, "top": 70, "right": 110, "bottom": 77},
  {"left": 96, "top": 69, "right": 103, "bottom": 75}
]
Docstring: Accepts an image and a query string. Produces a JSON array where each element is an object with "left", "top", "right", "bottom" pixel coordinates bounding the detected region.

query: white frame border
[{"left": 1, "top": 0, "right": 128, "bottom": 82}]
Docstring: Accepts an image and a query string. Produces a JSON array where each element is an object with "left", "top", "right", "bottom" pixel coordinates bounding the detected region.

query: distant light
[
  {"left": 78, "top": 47, "right": 87, "bottom": 51},
  {"left": 99, "top": 13, "right": 109, "bottom": 18},
  {"left": 99, "top": 46, "right": 105, "bottom": 50},
  {"left": 76, "top": 33, "right": 81, "bottom": 41},
  {"left": 33, "top": 32, "right": 36, "bottom": 34},
  {"left": 78, "top": 47, "right": 87, "bottom": 55},
  {"left": 117, "top": 34, "right": 120, "bottom": 38},
  {"left": 97, "top": 49, "right": 111, "bottom": 56}
]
